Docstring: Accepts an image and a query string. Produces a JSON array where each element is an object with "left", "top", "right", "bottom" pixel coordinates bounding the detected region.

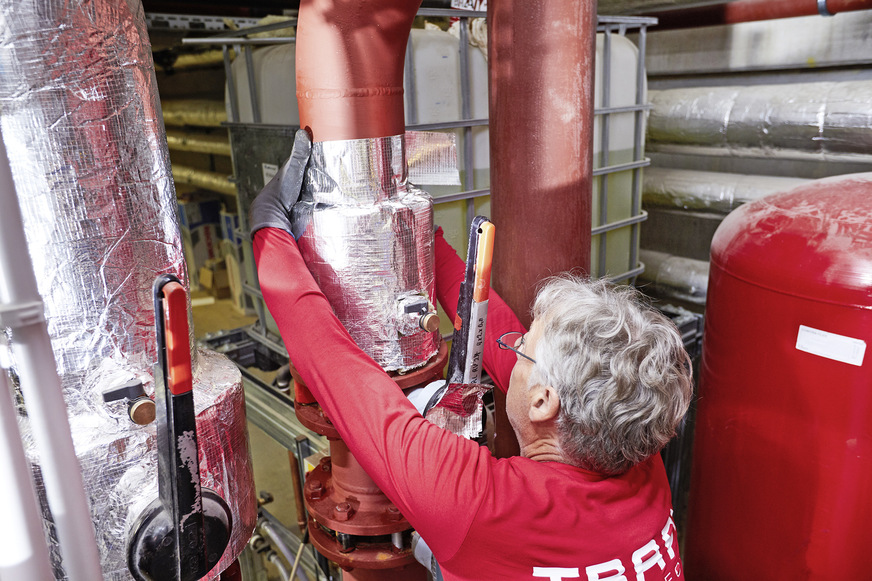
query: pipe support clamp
[
  {"left": 0, "top": 300, "right": 46, "bottom": 329},
  {"left": 817, "top": 0, "right": 834, "bottom": 16}
]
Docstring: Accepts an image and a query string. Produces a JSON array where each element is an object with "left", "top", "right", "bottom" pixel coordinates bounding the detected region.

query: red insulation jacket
[
  {"left": 655, "top": 0, "right": 872, "bottom": 29},
  {"left": 296, "top": 0, "right": 421, "bottom": 142}
]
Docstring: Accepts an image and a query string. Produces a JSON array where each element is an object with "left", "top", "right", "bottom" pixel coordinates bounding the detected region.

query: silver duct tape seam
[
  {"left": 0, "top": 0, "right": 254, "bottom": 577},
  {"left": 294, "top": 135, "right": 441, "bottom": 371},
  {"left": 648, "top": 80, "right": 872, "bottom": 158}
]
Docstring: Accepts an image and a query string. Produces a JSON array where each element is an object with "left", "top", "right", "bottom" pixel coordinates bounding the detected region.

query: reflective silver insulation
[
  {"left": 0, "top": 1, "right": 254, "bottom": 578},
  {"left": 294, "top": 134, "right": 456, "bottom": 371},
  {"left": 648, "top": 80, "right": 872, "bottom": 160},
  {"left": 162, "top": 99, "right": 228, "bottom": 128},
  {"left": 638, "top": 249, "right": 709, "bottom": 307},
  {"left": 643, "top": 167, "right": 810, "bottom": 214}
]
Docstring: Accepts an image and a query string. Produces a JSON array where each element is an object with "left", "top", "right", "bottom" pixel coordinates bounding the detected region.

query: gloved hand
[{"left": 249, "top": 129, "right": 312, "bottom": 240}]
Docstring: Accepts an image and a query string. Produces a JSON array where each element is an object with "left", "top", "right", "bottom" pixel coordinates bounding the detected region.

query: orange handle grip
[
  {"left": 473, "top": 222, "right": 495, "bottom": 303},
  {"left": 161, "top": 282, "right": 193, "bottom": 396}
]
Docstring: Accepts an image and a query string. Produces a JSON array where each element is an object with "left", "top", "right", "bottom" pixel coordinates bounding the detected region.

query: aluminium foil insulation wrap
[
  {"left": 648, "top": 80, "right": 872, "bottom": 159},
  {"left": 638, "top": 249, "right": 709, "bottom": 307},
  {"left": 0, "top": 1, "right": 254, "bottom": 578},
  {"left": 293, "top": 135, "right": 439, "bottom": 372},
  {"left": 643, "top": 167, "right": 810, "bottom": 214}
]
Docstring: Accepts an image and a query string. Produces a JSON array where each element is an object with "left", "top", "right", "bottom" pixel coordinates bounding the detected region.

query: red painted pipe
[
  {"left": 653, "top": 0, "right": 872, "bottom": 29},
  {"left": 488, "top": 0, "right": 596, "bottom": 329},
  {"left": 296, "top": 0, "right": 421, "bottom": 142}
]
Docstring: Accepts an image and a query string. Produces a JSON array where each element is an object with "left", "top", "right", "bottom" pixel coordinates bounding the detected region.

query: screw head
[
  {"left": 333, "top": 502, "right": 353, "bottom": 521},
  {"left": 128, "top": 397, "right": 156, "bottom": 425}
]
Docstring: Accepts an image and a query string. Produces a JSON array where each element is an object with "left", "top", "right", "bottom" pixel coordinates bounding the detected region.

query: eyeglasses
[{"left": 497, "top": 331, "right": 536, "bottom": 364}]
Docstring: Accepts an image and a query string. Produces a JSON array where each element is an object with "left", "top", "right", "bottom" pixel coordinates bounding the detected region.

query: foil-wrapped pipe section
[
  {"left": 162, "top": 99, "right": 229, "bottom": 128},
  {"left": 643, "top": 167, "right": 810, "bottom": 214},
  {"left": 166, "top": 130, "right": 232, "bottom": 157},
  {"left": 172, "top": 164, "right": 237, "bottom": 196},
  {"left": 293, "top": 135, "right": 438, "bottom": 372},
  {"left": 648, "top": 80, "right": 872, "bottom": 158},
  {"left": 0, "top": 0, "right": 254, "bottom": 578},
  {"left": 639, "top": 249, "right": 709, "bottom": 306}
]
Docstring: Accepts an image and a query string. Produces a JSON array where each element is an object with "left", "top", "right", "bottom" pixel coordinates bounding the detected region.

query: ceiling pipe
[
  {"left": 488, "top": 1, "right": 596, "bottom": 329},
  {"left": 296, "top": 0, "right": 420, "bottom": 141},
  {"left": 651, "top": 0, "right": 872, "bottom": 30}
]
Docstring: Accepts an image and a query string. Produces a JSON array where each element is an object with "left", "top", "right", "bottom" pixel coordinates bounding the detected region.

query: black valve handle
[{"left": 127, "top": 274, "right": 231, "bottom": 581}]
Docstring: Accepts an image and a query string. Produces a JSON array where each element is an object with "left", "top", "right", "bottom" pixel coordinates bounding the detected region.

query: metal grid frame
[{"left": 593, "top": 16, "right": 656, "bottom": 282}]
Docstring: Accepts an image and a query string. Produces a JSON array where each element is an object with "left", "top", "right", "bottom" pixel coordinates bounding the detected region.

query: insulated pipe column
[{"left": 488, "top": 1, "right": 596, "bottom": 329}]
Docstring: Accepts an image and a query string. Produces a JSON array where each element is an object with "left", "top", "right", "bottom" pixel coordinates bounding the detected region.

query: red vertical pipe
[
  {"left": 488, "top": 1, "right": 596, "bottom": 329},
  {"left": 296, "top": 0, "right": 421, "bottom": 142}
]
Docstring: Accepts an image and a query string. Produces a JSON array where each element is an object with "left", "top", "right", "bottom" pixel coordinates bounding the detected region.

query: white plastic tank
[{"left": 590, "top": 32, "right": 646, "bottom": 280}]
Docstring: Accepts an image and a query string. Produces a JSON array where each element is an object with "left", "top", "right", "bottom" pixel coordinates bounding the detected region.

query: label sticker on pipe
[{"left": 796, "top": 325, "right": 866, "bottom": 367}]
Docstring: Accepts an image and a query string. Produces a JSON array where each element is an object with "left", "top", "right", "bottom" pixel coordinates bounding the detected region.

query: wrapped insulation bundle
[
  {"left": 648, "top": 80, "right": 872, "bottom": 159},
  {"left": 643, "top": 167, "right": 810, "bottom": 214},
  {"left": 0, "top": 0, "right": 255, "bottom": 578}
]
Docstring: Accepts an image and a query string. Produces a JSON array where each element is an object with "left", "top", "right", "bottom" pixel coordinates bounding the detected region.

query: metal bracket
[
  {"left": 818, "top": 0, "right": 834, "bottom": 16},
  {"left": 0, "top": 300, "right": 45, "bottom": 329}
]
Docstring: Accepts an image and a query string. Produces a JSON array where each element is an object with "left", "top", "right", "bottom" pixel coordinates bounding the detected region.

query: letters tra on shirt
[{"left": 531, "top": 513, "right": 682, "bottom": 581}]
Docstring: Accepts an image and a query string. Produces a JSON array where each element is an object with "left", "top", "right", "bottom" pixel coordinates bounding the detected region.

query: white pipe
[
  {"left": 0, "top": 134, "right": 103, "bottom": 580},
  {"left": 268, "top": 552, "right": 291, "bottom": 581},
  {"left": 0, "top": 363, "right": 54, "bottom": 581}
]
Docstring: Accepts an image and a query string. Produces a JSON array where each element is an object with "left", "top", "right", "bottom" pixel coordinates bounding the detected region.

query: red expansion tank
[{"left": 685, "top": 173, "right": 872, "bottom": 579}]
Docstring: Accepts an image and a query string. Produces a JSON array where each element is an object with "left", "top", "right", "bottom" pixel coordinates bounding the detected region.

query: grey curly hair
[{"left": 529, "top": 275, "right": 692, "bottom": 475}]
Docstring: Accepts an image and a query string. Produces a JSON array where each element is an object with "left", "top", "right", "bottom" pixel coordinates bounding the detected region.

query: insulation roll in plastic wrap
[
  {"left": 648, "top": 80, "right": 872, "bottom": 159},
  {"left": 293, "top": 135, "right": 439, "bottom": 372},
  {"left": 0, "top": 0, "right": 255, "bottom": 578},
  {"left": 638, "top": 249, "right": 709, "bottom": 307},
  {"left": 642, "top": 167, "right": 810, "bottom": 214}
]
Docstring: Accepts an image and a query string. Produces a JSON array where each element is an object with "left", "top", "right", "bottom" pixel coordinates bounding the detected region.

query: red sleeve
[
  {"left": 253, "top": 227, "right": 491, "bottom": 562},
  {"left": 434, "top": 226, "right": 527, "bottom": 393}
]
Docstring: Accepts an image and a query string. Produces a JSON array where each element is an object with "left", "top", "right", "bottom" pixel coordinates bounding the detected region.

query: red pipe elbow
[{"left": 296, "top": 0, "right": 422, "bottom": 142}]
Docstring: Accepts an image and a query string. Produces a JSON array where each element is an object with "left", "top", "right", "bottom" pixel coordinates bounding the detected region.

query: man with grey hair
[{"left": 251, "top": 131, "right": 693, "bottom": 580}]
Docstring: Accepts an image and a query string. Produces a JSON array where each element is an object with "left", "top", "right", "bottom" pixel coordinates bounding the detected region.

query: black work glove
[{"left": 249, "top": 129, "right": 312, "bottom": 240}]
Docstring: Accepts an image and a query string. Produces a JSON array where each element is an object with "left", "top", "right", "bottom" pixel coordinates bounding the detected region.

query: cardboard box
[
  {"left": 199, "top": 257, "right": 231, "bottom": 299},
  {"left": 177, "top": 197, "right": 222, "bottom": 230},
  {"left": 182, "top": 223, "right": 220, "bottom": 290},
  {"left": 225, "top": 251, "right": 252, "bottom": 314},
  {"left": 220, "top": 210, "right": 243, "bottom": 248}
]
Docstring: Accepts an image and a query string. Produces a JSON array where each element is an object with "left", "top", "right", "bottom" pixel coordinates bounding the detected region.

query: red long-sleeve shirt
[{"left": 254, "top": 228, "right": 682, "bottom": 581}]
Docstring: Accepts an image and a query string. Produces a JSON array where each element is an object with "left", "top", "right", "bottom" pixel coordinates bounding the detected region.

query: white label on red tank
[{"left": 796, "top": 325, "right": 866, "bottom": 367}]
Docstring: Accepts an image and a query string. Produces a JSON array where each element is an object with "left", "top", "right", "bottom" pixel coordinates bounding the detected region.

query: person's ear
[{"left": 528, "top": 384, "right": 560, "bottom": 423}]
